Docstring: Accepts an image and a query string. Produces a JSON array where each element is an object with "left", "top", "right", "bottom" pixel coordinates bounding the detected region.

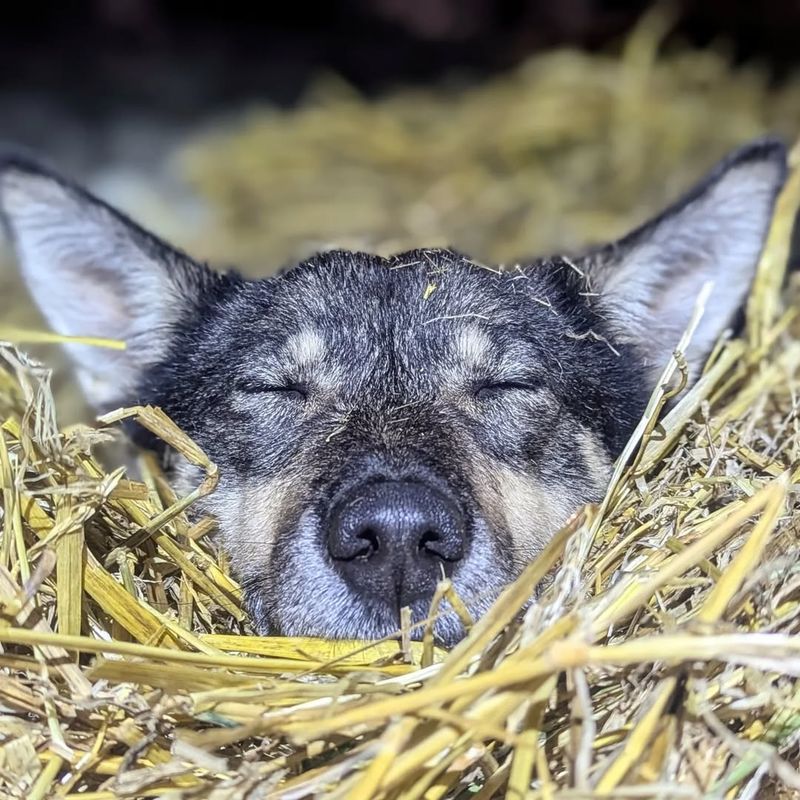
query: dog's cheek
[
  {"left": 576, "top": 428, "right": 614, "bottom": 493},
  {"left": 489, "top": 466, "right": 575, "bottom": 570},
  {"left": 467, "top": 434, "right": 610, "bottom": 574},
  {"left": 206, "top": 476, "right": 304, "bottom": 581}
]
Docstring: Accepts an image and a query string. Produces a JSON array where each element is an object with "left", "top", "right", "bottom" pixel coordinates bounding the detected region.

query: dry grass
[{"left": 2, "top": 12, "right": 800, "bottom": 799}]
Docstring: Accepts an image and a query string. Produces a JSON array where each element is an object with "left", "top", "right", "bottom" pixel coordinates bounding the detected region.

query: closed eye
[
  {"left": 474, "top": 379, "right": 542, "bottom": 400},
  {"left": 236, "top": 380, "right": 307, "bottom": 401}
]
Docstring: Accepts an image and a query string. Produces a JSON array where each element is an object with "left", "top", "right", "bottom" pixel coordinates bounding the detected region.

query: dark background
[{"left": 2, "top": 1, "right": 800, "bottom": 155}]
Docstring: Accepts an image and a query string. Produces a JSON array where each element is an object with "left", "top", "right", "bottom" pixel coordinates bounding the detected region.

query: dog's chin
[
  {"left": 254, "top": 594, "right": 471, "bottom": 649},
  {"left": 248, "top": 564, "right": 508, "bottom": 648}
]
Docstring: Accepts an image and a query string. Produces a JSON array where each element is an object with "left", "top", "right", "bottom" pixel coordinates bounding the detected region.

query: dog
[{"left": 0, "top": 138, "right": 787, "bottom": 646}]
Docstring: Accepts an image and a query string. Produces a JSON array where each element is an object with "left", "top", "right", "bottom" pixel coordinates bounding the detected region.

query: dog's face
[
  {"left": 0, "top": 140, "right": 786, "bottom": 645},
  {"left": 141, "top": 249, "right": 645, "bottom": 644}
]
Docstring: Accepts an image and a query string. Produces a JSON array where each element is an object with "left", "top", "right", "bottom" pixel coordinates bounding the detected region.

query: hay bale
[{"left": 2, "top": 18, "right": 800, "bottom": 800}]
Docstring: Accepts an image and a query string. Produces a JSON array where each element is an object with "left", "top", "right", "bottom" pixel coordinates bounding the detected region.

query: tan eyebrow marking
[
  {"left": 284, "top": 327, "right": 326, "bottom": 366},
  {"left": 455, "top": 325, "right": 492, "bottom": 368}
]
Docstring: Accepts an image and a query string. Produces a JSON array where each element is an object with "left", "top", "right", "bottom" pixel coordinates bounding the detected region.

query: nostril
[
  {"left": 417, "top": 529, "right": 439, "bottom": 554},
  {"left": 418, "top": 529, "right": 450, "bottom": 559},
  {"left": 353, "top": 527, "right": 380, "bottom": 560},
  {"left": 329, "top": 522, "right": 381, "bottom": 562},
  {"left": 419, "top": 528, "right": 464, "bottom": 562}
]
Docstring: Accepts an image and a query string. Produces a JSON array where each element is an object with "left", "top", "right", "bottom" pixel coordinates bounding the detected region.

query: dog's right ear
[
  {"left": 0, "top": 154, "right": 224, "bottom": 408},
  {"left": 580, "top": 138, "right": 786, "bottom": 386}
]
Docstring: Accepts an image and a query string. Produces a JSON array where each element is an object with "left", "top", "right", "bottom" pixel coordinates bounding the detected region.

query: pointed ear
[
  {"left": 583, "top": 138, "right": 787, "bottom": 385},
  {"left": 0, "top": 154, "right": 221, "bottom": 408}
]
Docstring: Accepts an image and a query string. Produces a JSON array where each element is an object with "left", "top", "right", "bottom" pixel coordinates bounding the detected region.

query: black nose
[{"left": 327, "top": 481, "right": 467, "bottom": 606}]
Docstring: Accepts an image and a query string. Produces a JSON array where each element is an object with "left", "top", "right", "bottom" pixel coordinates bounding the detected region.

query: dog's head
[{"left": 0, "top": 140, "right": 786, "bottom": 644}]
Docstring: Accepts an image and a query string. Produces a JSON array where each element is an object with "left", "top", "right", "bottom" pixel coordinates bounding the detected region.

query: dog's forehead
[{"left": 266, "top": 249, "right": 553, "bottom": 353}]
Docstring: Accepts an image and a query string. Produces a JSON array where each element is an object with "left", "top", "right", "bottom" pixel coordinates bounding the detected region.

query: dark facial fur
[{"left": 0, "top": 139, "right": 787, "bottom": 645}]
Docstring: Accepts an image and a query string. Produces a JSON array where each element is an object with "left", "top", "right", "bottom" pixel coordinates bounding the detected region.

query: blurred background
[{"left": 1, "top": 0, "right": 800, "bottom": 419}]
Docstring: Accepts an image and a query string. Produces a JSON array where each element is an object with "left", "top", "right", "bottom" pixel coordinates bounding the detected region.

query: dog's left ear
[
  {"left": 0, "top": 154, "right": 225, "bottom": 408},
  {"left": 584, "top": 138, "right": 787, "bottom": 384}
]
